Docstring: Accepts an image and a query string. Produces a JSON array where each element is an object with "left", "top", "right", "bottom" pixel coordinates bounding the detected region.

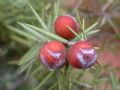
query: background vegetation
[{"left": 0, "top": 0, "right": 120, "bottom": 90}]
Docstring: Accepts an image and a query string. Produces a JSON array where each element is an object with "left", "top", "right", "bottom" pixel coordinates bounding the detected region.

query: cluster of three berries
[{"left": 39, "top": 15, "right": 97, "bottom": 69}]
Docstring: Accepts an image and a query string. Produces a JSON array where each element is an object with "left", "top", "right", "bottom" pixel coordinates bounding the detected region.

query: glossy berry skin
[
  {"left": 39, "top": 41, "right": 66, "bottom": 69},
  {"left": 67, "top": 41, "right": 97, "bottom": 69},
  {"left": 54, "top": 15, "right": 79, "bottom": 40}
]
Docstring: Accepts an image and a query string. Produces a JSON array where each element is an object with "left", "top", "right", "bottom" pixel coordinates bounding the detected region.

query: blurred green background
[{"left": 0, "top": 0, "right": 120, "bottom": 90}]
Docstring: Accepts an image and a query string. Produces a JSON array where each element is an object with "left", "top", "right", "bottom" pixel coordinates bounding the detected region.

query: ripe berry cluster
[{"left": 39, "top": 15, "right": 97, "bottom": 69}]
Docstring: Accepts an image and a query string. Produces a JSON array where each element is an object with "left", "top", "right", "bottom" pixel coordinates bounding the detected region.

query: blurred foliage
[{"left": 0, "top": 0, "right": 120, "bottom": 90}]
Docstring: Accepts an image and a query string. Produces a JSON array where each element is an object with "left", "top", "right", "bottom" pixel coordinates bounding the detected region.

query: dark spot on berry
[{"left": 84, "top": 55, "right": 90, "bottom": 60}]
